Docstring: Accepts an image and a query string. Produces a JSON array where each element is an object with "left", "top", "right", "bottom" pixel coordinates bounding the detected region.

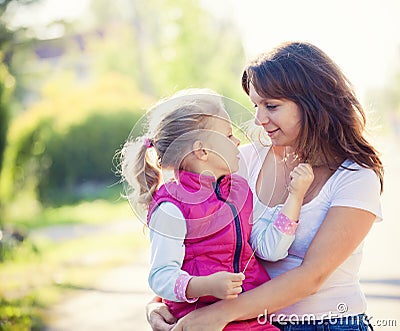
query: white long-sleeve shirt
[{"left": 148, "top": 201, "right": 297, "bottom": 302}]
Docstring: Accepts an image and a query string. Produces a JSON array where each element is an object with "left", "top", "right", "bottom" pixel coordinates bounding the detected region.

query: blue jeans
[{"left": 272, "top": 314, "right": 372, "bottom": 331}]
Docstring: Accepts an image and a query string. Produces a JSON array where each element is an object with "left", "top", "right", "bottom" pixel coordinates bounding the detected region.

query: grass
[
  {"left": 2, "top": 184, "right": 131, "bottom": 231},
  {"left": 8, "top": 199, "right": 134, "bottom": 230},
  {"left": 0, "top": 197, "right": 148, "bottom": 330}
]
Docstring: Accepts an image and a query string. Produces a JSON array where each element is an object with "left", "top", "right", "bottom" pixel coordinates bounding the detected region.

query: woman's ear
[{"left": 192, "top": 140, "right": 208, "bottom": 161}]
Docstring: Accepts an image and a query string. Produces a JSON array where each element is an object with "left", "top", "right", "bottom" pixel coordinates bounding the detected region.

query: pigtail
[{"left": 120, "top": 137, "right": 161, "bottom": 210}]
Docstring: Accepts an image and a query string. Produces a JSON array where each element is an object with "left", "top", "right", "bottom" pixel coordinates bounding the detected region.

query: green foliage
[
  {"left": 88, "top": 0, "right": 247, "bottom": 102},
  {"left": 0, "top": 53, "right": 15, "bottom": 227},
  {"left": 0, "top": 53, "right": 14, "bottom": 174},
  {"left": 38, "top": 111, "right": 142, "bottom": 203},
  {"left": 0, "top": 0, "right": 252, "bottom": 328},
  {"left": 6, "top": 199, "right": 130, "bottom": 231},
  {"left": 146, "top": 0, "right": 246, "bottom": 99},
  {"left": 1, "top": 1, "right": 38, "bottom": 50},
  {"left": 0, "top": 296, "right": 44, "bottom": 331},
  {"left": 0, "top": 202, "right": 145, "bottom": 330},
  {"left": 1, "top": 0, "right": 249, "bottom": 207},
  {"left": 0, "top": 232, "right": 39, "bottom": 263},
  {"left": 0, "top": 72, "right": 151, "bottom": 205}
]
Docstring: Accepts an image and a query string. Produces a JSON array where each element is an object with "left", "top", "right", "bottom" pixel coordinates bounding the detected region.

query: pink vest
[{"left": 147, "top": 171, "right": 271, "bottom": 320}]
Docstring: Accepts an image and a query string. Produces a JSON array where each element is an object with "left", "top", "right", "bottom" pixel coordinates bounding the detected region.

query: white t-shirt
[{"left": 238, "top": 142, "right": 382, "bottom": 320}]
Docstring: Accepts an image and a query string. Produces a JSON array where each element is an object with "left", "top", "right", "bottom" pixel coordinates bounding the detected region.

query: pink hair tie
[{"left": 144, "top": 137, "right": 153, "bottom": 149}]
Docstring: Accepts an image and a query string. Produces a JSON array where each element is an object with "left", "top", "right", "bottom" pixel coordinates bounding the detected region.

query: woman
[{"left": 147, "top": 41, "right": 383, "bottom": 331}]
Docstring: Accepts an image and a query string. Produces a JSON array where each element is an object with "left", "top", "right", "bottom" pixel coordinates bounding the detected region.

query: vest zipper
[{"left": 214, "top": 177, "right": 242, "bottom": 273}]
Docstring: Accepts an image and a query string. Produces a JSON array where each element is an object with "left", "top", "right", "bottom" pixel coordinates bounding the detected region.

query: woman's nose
[{"left": 255, "top": 108, "right": 269, "bottom": 126}]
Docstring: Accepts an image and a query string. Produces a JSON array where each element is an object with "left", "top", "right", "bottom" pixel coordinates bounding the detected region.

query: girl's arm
[
  {"left": 148, "top": 202, "right": 190, "bottom": 302},
  {"left": 149, "top": 202, "right": 244, "bottom": 303},
  {"left": 281, "top": 163, "right": 314, "bottom": 220},
  {"left": 251, "top": 164, "right": 314, "bottom": 261},
  {"left": 172, "top": 206, "right": 376, "bottom": 330},
  {"left": 250, "top": 216, "right": 296, "bottom": 261},
  {"left": 186, "top": 272, "right": 245, "bottom": 300}
]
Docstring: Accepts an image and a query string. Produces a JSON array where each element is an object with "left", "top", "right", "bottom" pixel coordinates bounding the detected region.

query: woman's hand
[
  {"left": 146, "top": 296, "right": 176, "bottom": 331},
  {"left": 171, "top": 305, "right": 227, "bottom": 331}
]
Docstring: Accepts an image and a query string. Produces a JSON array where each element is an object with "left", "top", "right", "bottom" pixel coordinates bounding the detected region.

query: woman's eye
[{"left": 253, "top": 103, "right": 277, "bottom": 110}]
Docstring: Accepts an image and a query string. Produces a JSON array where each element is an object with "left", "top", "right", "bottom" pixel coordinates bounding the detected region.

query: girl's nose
[{"left": 233, "top": 136, "right": 240, "bottom": 146}]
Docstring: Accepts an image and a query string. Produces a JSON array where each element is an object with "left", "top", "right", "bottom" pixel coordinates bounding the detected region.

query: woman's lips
[{"left": 267, "top": 128, "right": 279, "bottom": 137}]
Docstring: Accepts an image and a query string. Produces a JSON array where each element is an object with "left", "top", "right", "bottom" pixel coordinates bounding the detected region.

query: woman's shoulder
[
  {"left": 327, "top": 159, "right": 382, "bottom": 221},
  {"left": 336, "top": 159, "right": 380, "bottom": 180},
  {"left": 329, "top": 159, "right": 381, "bottom": 193}
]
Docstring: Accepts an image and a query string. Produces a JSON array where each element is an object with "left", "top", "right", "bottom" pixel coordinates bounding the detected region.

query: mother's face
[{"left": 249, "top": 83, "right": 302, "bottom": 148}]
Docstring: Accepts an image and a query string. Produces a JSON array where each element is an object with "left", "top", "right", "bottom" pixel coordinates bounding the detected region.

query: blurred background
[{"left": 0, "top": 0, "right": 399, "bottom": 330}]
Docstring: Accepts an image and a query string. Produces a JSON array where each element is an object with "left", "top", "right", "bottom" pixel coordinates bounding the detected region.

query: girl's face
[
  {"left": 249, "top": 83, "right": 302, "bottom": 148},
  {"left": 204, "top": 112, "right": 241, "bottom": 178}
]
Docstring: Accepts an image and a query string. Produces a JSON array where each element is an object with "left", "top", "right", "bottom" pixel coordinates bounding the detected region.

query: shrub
[
  {"left": 0, "top": 296, "right": 45, "bottom": 331},
  {"left": 1, "top": 72, "right": 151, "bottom": 205},
  {"left": 38, "top": 111, "right": 143, "bottom": 203}
]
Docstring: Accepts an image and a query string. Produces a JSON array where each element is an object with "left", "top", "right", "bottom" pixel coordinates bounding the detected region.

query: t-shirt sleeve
[{"left": 330, "top": 165, "right": 382, "bottom": 222}]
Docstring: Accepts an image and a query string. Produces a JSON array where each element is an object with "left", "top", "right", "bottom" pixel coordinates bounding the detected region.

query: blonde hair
[{"left": 118, "top": 88, "right": 226, "bottom": 209}]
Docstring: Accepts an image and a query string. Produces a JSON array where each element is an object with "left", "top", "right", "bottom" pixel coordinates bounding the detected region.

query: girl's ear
[{"left": 192, "top": 140, "right": 208, "bottom": 161}]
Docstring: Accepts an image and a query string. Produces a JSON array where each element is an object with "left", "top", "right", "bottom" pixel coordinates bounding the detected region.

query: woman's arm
[{"left": 172, "top": 206, "right": 375, "bottom": 330}]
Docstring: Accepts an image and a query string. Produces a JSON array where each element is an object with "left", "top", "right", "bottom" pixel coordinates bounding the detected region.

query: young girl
[{"left": 119, "top": 89, "right": 314, "bottom": 330}]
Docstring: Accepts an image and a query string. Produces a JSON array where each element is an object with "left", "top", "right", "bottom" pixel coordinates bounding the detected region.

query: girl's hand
[
  {"left": 288, "top": 163, "right": 314, "bottom": 198},
  {"left": 206, "top": 271, "right": 245, "bottom": 300},
  {"left": 146, "top": 297, "right": 176, "bottom": 331}
]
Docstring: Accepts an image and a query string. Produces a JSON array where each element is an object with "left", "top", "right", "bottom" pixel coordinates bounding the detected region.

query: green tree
[
  {"left": 1, "top": 0, "right": 250, "bottom": 208},
  {"left": 1, "top": 0, "right": 37, "bottom": 49},
  {"left": 88, "top": 0, "right": 247, "bottom": 102},
  {"left": 0, "top": 0, "right": 41, "bottom": 171},
  {"left": 0, "top": 54, "right": 14, "bottom": 177},
  {"left": 0, "top": 71, "right": 151, "bottom": 205},
  {"left": 0, "top": 0, "right": 38, "bottom": 224}
]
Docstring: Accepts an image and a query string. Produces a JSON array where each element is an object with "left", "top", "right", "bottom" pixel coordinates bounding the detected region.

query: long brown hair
[{"left": 242, "top": 41, "right": 383, "bottom": 191}]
